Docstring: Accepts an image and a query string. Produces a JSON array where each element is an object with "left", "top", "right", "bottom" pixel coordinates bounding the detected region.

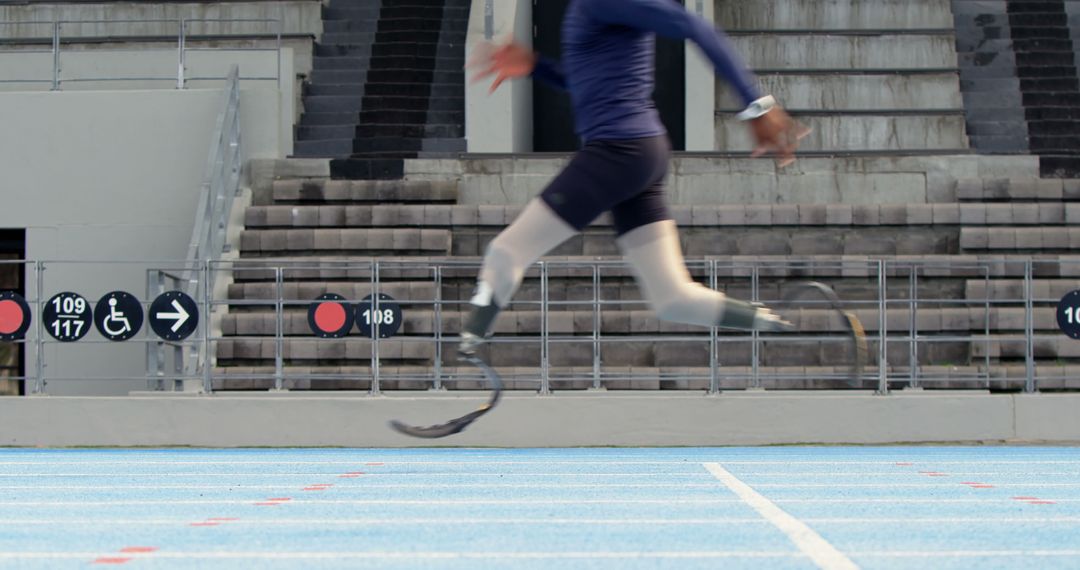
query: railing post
[
  {"left": 877, "top": 259, "right": 889, "bottom": 395},
  {"left": 433, "top": 264, "right": 443, "bottom": 390},
  {"left": 177, "top": 18, "right": 186, "bottom": 89},
  {"left": 276, "top": 6, "right": 283, "bottom": 86},
  {"left": 370, "top": 261, "right": 381, "bottom": 395},
  {"left": 484, "top": 0, "right": 494, "bottom": 40},
  {"left": 908, "top": 266, "right": 919, "bottom": 388},
  {"left": 1024, "top": 259, "right": 1036, "bottom": 393},
  {"left": 592, "top": 264, "right": 601, "bottom": 390},
  {"left": 202, "top": 260, "right": 213, "bottom": 394},
  {"left": 750, "top": 263, "right": 761, "bottom": 389},
  {"left": 273, "top": 266, "right": 284, "bottom": 391},
  {"left": 51, "top": 22, "right": 60, "bottom": 91},
  {"left": 33, "top": 261, "right": 45, "bottom": 394},
  {"left": 539, "top": 261, "right": 550, "bottom": 395},
  {"left": 708, "top": 259, "right": 719, "bottom": 395}
]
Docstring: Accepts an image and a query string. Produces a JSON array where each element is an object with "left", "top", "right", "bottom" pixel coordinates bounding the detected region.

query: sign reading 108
[
  {"left": 356, "top": 293, "right": 403, "bottom": 339},
  {"left": 1057, "top": 290, "right": 1080, "bottom": 340}
]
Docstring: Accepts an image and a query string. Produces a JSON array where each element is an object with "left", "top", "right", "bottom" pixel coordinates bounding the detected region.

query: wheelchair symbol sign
[{"left": 94, "top": 291, "right": 143, "bottom": 341}]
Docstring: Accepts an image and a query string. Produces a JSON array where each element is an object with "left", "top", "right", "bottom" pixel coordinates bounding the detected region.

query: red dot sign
[
  {"left": 308, "top": 293, "right": 354, "bottom": 338},
  {"left": 0, "top": 292, "right": 31, "bottom": 341},
  {"left": 315, "top": 302, "right": 347, "bottom": 333}
]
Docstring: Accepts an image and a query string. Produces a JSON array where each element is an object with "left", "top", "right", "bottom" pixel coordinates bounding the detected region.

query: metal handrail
[
  {"left": 0, "top": 17, "right": 282, "bottom": 90},
  {"left": 173, "top": 64, "right": 243, "bottom": 391},
  {"left": 5, "top": 256, "right": 1076, "bottom": 395}
]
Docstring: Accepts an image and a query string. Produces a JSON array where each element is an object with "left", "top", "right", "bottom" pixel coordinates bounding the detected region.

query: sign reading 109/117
[{"left": 43, "top": 292, "right": 93, "bottom": 342}]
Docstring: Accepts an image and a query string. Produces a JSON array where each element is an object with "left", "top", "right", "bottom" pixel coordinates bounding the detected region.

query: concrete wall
[
  {"left": 1, "top": 391, "right": 1079, "bottom": 447},
  {"left": 464, "top": 0, "right": 533, "bottom": 153},
  {"left": 685, "top": 0, "right": 716, "bottom": 151},
  {"left": 0, "top": 82, "right": 286, "bottom": 395}
]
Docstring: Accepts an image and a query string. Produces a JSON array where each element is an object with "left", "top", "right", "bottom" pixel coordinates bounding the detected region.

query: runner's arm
[
  {"left": 582, "top": 0, "right": 761, "bottom": 106},
  {"left": 532, "top": 55, "right": 568, "bottom": 90}
]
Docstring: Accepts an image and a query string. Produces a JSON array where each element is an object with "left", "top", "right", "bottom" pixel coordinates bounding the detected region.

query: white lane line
[
  {"left": 4, "top": 497, "right": 1078, "bottom": 507},
  {"left": 704, "top": 463, "right": 858, "bottom": 570},
  {"left": 0, "top": 499, "right": 745, "bottom": 506},
  {"left": 0, "top": 472, "right": 705, "bottom": 478},
  {"left": 754, "top": 483, "right": 1080, "bottom": 488},
  {"left": 5, "top": 516, "right": 1080, "bottom": 526},
  {"left": 0, "top": 483, "right": 725, "bottom": 490},
  {"left": 4, "top": 498, "right": 1079, "bottom": 507},
  {"left": 3, "top": 550, "right": 1080, "bottom": 560},
  {"left": 0, "top": 459, "right": 1075, "bottom": 466},
  {"left": 0, "top": 517, "right": 770, "bottom": 526}
]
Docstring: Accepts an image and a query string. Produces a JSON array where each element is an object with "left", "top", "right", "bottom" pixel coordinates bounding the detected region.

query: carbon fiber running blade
[{"left": 389, "top": 354, "right": 503, "bottom": 439}]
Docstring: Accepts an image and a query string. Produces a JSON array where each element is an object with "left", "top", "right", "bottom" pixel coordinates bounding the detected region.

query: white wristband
[{"left": 736, "top": 95, "right": 776, "bottom": 121}]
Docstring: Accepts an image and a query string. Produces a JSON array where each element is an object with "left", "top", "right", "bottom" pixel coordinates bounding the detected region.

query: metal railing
[
  {"left": 3, "top": 256, "right": 1076, "bottom": 396},
  {"left": 0, "top": 16, "right": 282, "bottom": 90},
  {"left": 151, "top": 64, "right": 243, "bottom": 391}
]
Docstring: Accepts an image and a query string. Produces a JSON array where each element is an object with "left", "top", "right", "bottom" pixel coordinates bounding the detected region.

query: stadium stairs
[
  {"left": 213, "top": 0, "right": 1080, "bottom": 392},
  {"left": 292, "top": 0, "right": 468, "bottom": 180}
]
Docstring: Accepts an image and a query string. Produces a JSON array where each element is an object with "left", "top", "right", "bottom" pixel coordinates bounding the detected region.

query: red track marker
[{"left": 93, "top": 557, "right": 132, "bottom": 565}]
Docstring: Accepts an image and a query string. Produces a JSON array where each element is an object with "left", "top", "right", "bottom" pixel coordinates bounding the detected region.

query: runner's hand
[
  {"left": 467, "top": 40, "right": 536, "bottom": 93},
  {"left": 749, "top": 106, "right": 811, "bottom": 168}
]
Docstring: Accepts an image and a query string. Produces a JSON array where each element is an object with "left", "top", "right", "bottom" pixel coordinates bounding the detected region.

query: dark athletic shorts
[{"left": 539, "top": 135, "right": 672, "bottom": 236}]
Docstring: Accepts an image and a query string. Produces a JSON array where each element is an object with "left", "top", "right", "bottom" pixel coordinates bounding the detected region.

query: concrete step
[
  {"left": 295, "top": 125, "right": 355, "bottom": 141},
  {"left": 717, "top": 0, "right": 953, "bottom": 30},
  {"left": 965, "top": 279, "right": 1080, "bottom": 301},
  {"left": 959, "top": 227, "right": 1080, "bottom": 251},
  {"left": 212, "top": 365, "right": 958, "bottom": 392},
  {"left": 428, "top": 154, "right": 1043, "bottom": 206},
  {"left": 732, "top": 34, "right": 958, "bottom": 71},
  {"left": 291, "top": 139, "right": 354, "bottom": 158},
  {"left": 957, "top": 177, "right": 1080, "bottom": 201},
  {"left": 219, "top": 255, "right": 1080, "bottom": 282},
  {"left": 216, "top": 337, "right": 433, "bottom": 363},
  {"left": 218, "top": 306, "right": 1060, "bottom": 338},
  {"left": 212, "top": 335, "right": 963, "bottom": 370},
  {"left": 356, "top": 123, "right": 464, "bottom": 138},
  {"left": 312, "top": 56, "right": 371, "bottom": 71},
  {"left": 297, "top": 111, "right": 361, "bottom": 126},
  {"left": 243, "top": 203, "right": 1067, "bottom": 230},
  {"left": 303, "top": 95, "right": 365, "bottom": 113},
  {"left": 720, "top": 73, "right": 963, "bottom": 111},
  {"left": 717, "top": 113, "right": 969, "bottom": 152},
  {"left": 238, "top": 228, "right": 452, "bottom": 255},
  {"left": 271, "top": 179, "right": 458, "bottom": 203},
  {"left": 227, "top": 281, "right": 437, "bottom": 304}
]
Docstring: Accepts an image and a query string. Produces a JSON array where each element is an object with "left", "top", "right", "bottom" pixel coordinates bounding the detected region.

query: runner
[{"left": 461, "top": 0, "right": 810, "bottom": 357}]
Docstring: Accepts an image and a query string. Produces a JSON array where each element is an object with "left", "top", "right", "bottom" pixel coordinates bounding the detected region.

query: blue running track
[{"left": 0, "top": 447, "right": 1079, "bottom": 569}]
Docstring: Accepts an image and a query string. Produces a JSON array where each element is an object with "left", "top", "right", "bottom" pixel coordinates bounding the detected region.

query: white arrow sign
[{"left": 157, "top": 299, "right": 190, "bottom": 333}]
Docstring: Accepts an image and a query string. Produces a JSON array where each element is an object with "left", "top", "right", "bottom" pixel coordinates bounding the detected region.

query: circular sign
[
  {"left": 308, "top": 293, "right": 354, "bottom": 338},
  {"left": 0, "top": 291, "right": 32, "bottom": 342},
  {"left": 1057, "top": 289, "right": 1080, "bottom": 339},
  {"left": 42, "top": 292, "right": 93, "bottom": 342},
  {"left": 94, "top": 291, "right": 143, "bottom": 342},
  {"left": 356, "top": 293, "right": 403, "bottom": 339},
  {"left": 149, "top": 291, "right": 199, "bottom": 341}
]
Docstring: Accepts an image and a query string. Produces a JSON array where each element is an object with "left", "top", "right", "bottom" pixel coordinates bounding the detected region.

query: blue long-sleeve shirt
[{"left": 532, "top": 0, "right": 760, "bottom": 142}]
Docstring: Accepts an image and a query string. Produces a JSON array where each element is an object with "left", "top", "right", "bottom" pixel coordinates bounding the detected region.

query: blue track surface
[{"left": 1, "top": 447, "right": 1079, "bottom": 569}]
